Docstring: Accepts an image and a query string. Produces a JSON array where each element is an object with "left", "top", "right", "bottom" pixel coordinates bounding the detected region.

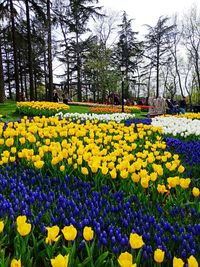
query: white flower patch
[
  {"left": 55, "top": 112, "right": 135, "bottom": 123},
  {"left": 151, "top": 116, "right": 200, "bottom": 137}
]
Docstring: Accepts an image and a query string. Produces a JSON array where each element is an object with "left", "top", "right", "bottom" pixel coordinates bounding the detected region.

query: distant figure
[
  {"left": 166, "top": 99, "right": 174, "bottom": 114},
  {"left": 62, "top": 93, "right": 68, "bottom": 105},
  {"left": 179, "top": 97, "right": 187, "bottom": 114},
  {"left": 53, "top": 90, "right": 59, "bottom": 102},
  {"left": 114, "top": 94, "right": 120, "bottom": 105}
]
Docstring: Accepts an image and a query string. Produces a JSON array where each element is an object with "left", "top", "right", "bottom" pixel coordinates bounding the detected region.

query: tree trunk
[
  {"left": 194, "top": 51, "right": 200, "bottom": 103},
  {"left": 3, "top": 30, "right": 12, "bottom": 99},
  {"left": 76, "top": 31, "right": 82, "bottom": 102},
  {"left": 25, "top": 0, "right": 34, "bottom": 100},
  {"left": 156, "top": 43, "right": 160, "bottom": 98},
  {"left": 146, "top": 66, "right": 152, "bottom": 104},
  {"left": 10, "top": 0, "right": 20, "bottom": 101},
  {"left": 43, "top": 49, "right": 48, "bottom": 100},
  {"left": 24, "top": 72, "right": 28, "bottom": 100},
  {"left": 47, "top": 0, "right": 53, "bottom": 101},
  {"left": 34, "top": 70, "right": 37, "bottom": 100},
  {"left": 0, "top": 34, "right": 5, "bottom": 103},
  {"left": 18, "top": 51, "right": 24, "bottom": 99}
]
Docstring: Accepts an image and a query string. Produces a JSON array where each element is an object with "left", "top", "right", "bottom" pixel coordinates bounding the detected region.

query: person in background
[
  {"left": 179, "top": 96, "right": 187, "bottom": 114},
  {"left": 53, "top": 89, "right": 59, "bottom": 102}
]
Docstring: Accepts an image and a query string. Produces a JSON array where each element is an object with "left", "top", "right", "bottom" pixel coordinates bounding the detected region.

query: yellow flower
[
  {"left": 51, "top": 254, "right": 69, "bottom": 267},
  {"left": 120, "top": 169, "right": 128, "bottom": 179},
  {"left": 10, "top": 258, "right": 21, "bottom": 267},
  {"left": 11, "top": 147, "right": 17, "bottom": 154},
  {"left": 118, "top": 252, "right": 135, "bottom": 267},
  {"left": 157, "top": 184, "right": 168, "bottom": 194},
  {"left": 16, "top": 215, "right": 27, "bottom": 225},
  {"left": 83, "top": 226, "right": 94, "bottom": 241},
  {"left": 178, "top": 165, "right": 185, "bottom": 173},
  {"left": 10, "top": 156, "right": 16, "bottom": 163},
  {"left": 110, "top": 168, "right": 117, "bottom": 179},
  {"left": 167, "top": 177, "right": 179, "bottom": 188},
  {"left": 192, "top": 187, "right": 199, "bottom": 197},
  {"left": 17, "top": 222, "right": 31, "bottom": 237},
  {"left": 46, "top": 226, "right": 60, "bottom": 244},
  {"left": 60, "top": 165, "right": 65, "bottom": 172},
  {"left": 129, "top": 233, "right": 144, "bottom": 249},
  {"left": 173, "top": 256, "right": 184, "bottom": 267},
  {"left": 62, "top": 225, "right": 77, "bottom": 241},
  {"left": 154, "top": 248, "right": 165, "bottom": 263},
  {"left": 150, "top": 172, "right": 157, "bottom": 182},
  {"left": 140, "top": 177, "right": 149, "bottom": 188},
  {"left": 5, "top": 138, "right": 14, "bottom": 147},
  {"left": 188, "top": 255, "right": 198, "bottom": 267},
  {"left": 179, "top": 178, "right": 191, "bottom": 189},
  {"left": 34, "top": 160, "right": 44, "bottom": 169},
  {"left": 81, "top": 167, "right": 89, "bottom": 175},
  {"left": 19, "top": 137, "right": 25, "bottom": 144},
  {"left": 0, "top": 221, "right": 4, "bottom": 233},
  {"left": 131, "top": 173, "right": 140, "bottom": 183},
  {"left": 102, "top": 166, "right": 109, "bottom": 175}
]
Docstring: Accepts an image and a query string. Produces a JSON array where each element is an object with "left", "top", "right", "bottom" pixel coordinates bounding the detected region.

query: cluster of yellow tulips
[
  {"left": 163, "top": 113, "right": 200, "bottom": 119},
  {"left": 16, "top": 101, "right": 70, "bottom": 111},
  {"left": 0, "top": 116, "right": 199, "bottom": 199}
]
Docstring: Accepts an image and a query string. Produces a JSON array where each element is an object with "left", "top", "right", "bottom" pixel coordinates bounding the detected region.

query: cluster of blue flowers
[
  {"left": 165, "top": 137, "right": 200, "bottom": 186},
  {"left": 0, "top": 164, "right": 199, "bottom": 263},
  {"left": 124, "top": 118, "right": 152, "bottom": 126}
]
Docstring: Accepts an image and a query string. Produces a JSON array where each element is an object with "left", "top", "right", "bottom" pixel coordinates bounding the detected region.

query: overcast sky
[{"left": 98, "top": 0, "right": 199, "bottom": 35}]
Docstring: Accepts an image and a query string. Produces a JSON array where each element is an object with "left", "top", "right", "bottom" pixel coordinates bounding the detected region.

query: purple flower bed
[{"left": 165, "top": 137, "right": 200, "bottom": 186}]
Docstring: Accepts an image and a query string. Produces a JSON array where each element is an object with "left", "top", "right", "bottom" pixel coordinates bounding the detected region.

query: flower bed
[
  {"left": 16, "top": 101, "right": 70, "bottom": 117},
  {"left": 0, "top": 165, "right": 199, "bottom": 266},
  {"left": 55, "top": 112, "right": 136, "bottom": 123},
  {"left": 88, "top": 106, "right": 132, "bottom": 113},
  {"left": 152, "top": 116, "right": 200, "bottom": 139},
  {"left": 0, "top": 115, "right": 199, "bottom": 266}
]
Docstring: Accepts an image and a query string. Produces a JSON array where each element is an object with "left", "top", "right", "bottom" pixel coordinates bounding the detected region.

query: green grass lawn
[
  {"left": 0, "top": 100, "right": 147, "bottom": 122},
  {"left": 0, "top": 100, "right": 20, "bottom": 121}
]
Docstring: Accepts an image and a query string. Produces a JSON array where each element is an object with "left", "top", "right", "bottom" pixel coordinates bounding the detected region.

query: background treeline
[{"left": 0, "top": 0, "right": 199, "bottom": 106}]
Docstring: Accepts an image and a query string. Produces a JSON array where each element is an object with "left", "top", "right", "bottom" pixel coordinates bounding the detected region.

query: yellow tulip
[
  {"left": 51, "top": 254, "right": 69, "bottom": 267},
  {"left": 188, "top": 255, "right": 199, "bottom": 267},
  {"left": 157, "top": 184, "right": 168, "bottom": 194},
  {"left": 34, "top": 160, "right": 44, "bottom": 169},
  {"left": 173, "top": 256, "right": 184, "bottom": 267},
  {"left": 192, "top": 187, "right": 199, "bottom": 197},
  {"left": 179, "top": 178, "right": 191, "bottom": 189},
  {"left": 101, "top": 166, "right": 109, "bottom": 175},
  {"left": 46, "top": 226, "right": 60, "bottom": 244},
  {"left": 178, "top": 165, "right": 185, "bottom": 173},
  {"left": 60, "top": 165, "right": 65, "bottom": 172},
  {"left": 17, "top": 222, "right": 31, "bottom": 237},
  {"left": 62, "top": 225, "right": 77, "bottom": 241},
  {"left": 110, "top": 168, "right": 117, "bottom": 179},
  {"left": 131, "top": 173, "right": 140, "bottom": 183},
  {"left": 10, "top": 258, "right": 21, "bottom": 267},
  {"left": 129, "top": 233, "right": 144, "bottom": 249},
  {"left": 11, "top": 147, "right": 17, "bottom": 154},
  {"left": 154, "top": 248, "right": 165, "bottom": 263},
  {"left": 81, "top": 167, "right": 89, "bottom": 175},
  {"left": 83, "top": 226, "right": 94, "bottom": 241},
  {"left": 16, "top": 215, "right": 27, "bottom": 225},
  {"left": 0, "top": 221, "right": 4, "bottom": 233},
  {"left": 118, "top": 252, "right": 136, "bottom": 267},
  {"left": 120, "top": 169, "right": 128, "bottom": 179}
]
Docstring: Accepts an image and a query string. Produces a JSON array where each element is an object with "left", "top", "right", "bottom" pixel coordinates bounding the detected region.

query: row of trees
[{"left": 0, "top": 0, "right": 200, "bottom": 105}]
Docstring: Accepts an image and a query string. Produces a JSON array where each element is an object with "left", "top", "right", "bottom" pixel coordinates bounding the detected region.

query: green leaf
[
  {"left": 78, "top": 257, "right": 91, "bottom": 267},
  {"left": 94, "top": 251, "right": 109, "bottom": 267}
]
